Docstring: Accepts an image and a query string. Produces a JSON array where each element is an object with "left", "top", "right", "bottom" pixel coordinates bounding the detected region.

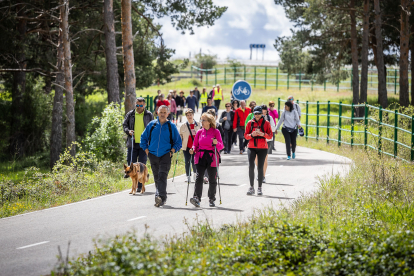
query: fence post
[
  {"left": 379, "top": 107, "right": 383, "bottom": 154},
  {"left": 287, "top": 73, "right": 289, "bottom": 90},
  {"left": 299, "top": 71, "right": 302, "bottom": 90},
  {"left": 265, "top": 66, "right": 267, "bottom": 90},
  {"left": 411, "top": 115, "right": 414, "bottom": 161},
  {"left": 337, "top": 81, "right": 339, "bottom": 92},
  {"left": 206, "top": 70, "right": 208, "bottom": 85},
  {"left": 254, "top": 67, "right": 256, "bottom": 88},
  {"left": 316, "top": 101, "right": 320, "bottom": 140},
  {"left": 305, "top": 101, "right": 309, "bottom": 141},
  {"left": 224, "top": 67, "right": 227, "bottom": 84},
  {"left": 278, "top": 97, "right": 280, "bottom": 115},
  {"left": 276, "top": 67, "right": 279, "bottom": 90},
  {"left": 364, "top": 104, "right": 368, "bottom": 149},
  {"left": 394, "top": 110, "right": 398, "bottom": 158},
  {"left": 233, "top": 67, "right": 236, "bottom": 83},
  {"left": 311, "top": 80, "right": 314, "bottom": 91},
  {"left": 191, "top": 66, "right": 193, "bottom": 78},
  {"left": 351, "top": 103, "right": 354, "bottom": 147},
  {"left": 394, "top": 69, "right": 397, "bottom": 94},
  {"left": 244, "top": 66, "right": 246, "bottom": 80},
  {"left": 327, "top": 101, "right": 330, "bottom": 143},
  {"left": 338, "top": 102, "right": 342, "bottom": 146},
  {"left": 324, "top": 79, "right": 326, "bottom": 91}
]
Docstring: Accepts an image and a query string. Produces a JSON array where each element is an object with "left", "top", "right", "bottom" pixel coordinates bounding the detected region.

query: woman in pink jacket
[
  {"left": 189, "top": 113, "right": 224, "bottom": 207},
  {"left": 167, "top": 93, "right": 177, "bottom": 123}
]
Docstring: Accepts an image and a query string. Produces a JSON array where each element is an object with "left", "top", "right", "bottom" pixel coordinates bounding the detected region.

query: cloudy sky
[{"left": 156, "top": 0, "right": 293, "bottom": 61}]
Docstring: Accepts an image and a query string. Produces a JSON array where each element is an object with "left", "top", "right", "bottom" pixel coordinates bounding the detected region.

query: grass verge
[{"left": 52, "top": 140, "right": 414, "bottom": 275}]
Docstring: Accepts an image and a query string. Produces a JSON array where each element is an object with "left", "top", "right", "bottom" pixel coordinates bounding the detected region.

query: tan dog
[{"left": 123, "top": 162, "right": 149, "bottom": 195}]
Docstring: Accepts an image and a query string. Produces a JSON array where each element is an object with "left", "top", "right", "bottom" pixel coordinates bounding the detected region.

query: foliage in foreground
[{"left": 53, "top": 149, "right": 414, "bottom": 275}]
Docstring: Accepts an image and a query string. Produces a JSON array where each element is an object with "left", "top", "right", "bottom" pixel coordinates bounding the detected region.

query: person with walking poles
[
  {"left": 233, "top": 100, "right": 251, "bottom": 154},
  {"left": 244, "top": 106, "right": 273, "bottom": 195},
  {"left": 219, "top": 103, "right": 234, "bottom": 154},
  {"left": 189, "top": 113, "right": 224, "bottom": 207},
  {"left": 200, "top": 87, "right": 208, "bottom": 109},
  {"left": 202, "top": 97, "right": 217, "bottom": 115},
  {"left": 179, "top": 108, "right": 200, "bottom": 182},
  {"left": 140, "top": 105, "right": 182, "bottom": 207},
  {"left": 213, "top": 84, "right": 224, "bottom": 110},
  {"left": 123, "top": 97, "right": 154, "bottom": 193},
  {"left": 275, "top": 101, "right": 301, "bottom": 160},
  {"left": 186, "top": 90, "right": 198, "bottom": 113},
  {"left": 268, "top": 101, "right": 279, "bottom": 150}
]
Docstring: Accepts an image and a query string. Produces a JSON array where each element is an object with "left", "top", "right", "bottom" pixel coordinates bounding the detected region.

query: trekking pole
[
  {"left": 185, "top": 153, "right": 192, "bottom": 206},
  {"left": 130, "top": 134, "right": 134, "bottom": 165},
  {"left": 172, "top": 150, "right": 180, "bottom": 182},
  {"left": 214, "top": 144, "right": 222, "bottom": 204}
]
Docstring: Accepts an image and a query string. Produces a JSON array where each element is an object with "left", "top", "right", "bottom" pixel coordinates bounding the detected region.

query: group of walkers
[{"left": 123, "top": 92, "right": 303, "bottom": 207}]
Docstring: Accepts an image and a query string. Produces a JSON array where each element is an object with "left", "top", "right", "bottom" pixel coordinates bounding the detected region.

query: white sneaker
[{"left": 191, "top": 174, "right": 196, "bottom": 183}]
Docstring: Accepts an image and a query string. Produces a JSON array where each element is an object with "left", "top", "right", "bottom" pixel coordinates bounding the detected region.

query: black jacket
[
  {"left": 123, "top": 109, "right": 154, "bottom": 147},
  {"left": 219, "top": 110, "right": 235, "bottom": 130}
]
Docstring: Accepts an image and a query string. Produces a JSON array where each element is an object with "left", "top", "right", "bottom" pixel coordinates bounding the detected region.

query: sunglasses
[
  {"left": 136, "top": 104, "right": 144, "bottom": 107},
  {"left": 225, "top": 105, "right": 230, "bottom": 107},
  {"left": 269, "top": 104, "right": 275, "bottom": 107}
]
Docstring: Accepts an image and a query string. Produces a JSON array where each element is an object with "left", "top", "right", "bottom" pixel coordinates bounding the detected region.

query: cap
[
  {"left": 169, "top": 90, "right": 173, "bottom": 93},
  {"left": 253, "top": 106, "right": 263, "bottom": 115}
]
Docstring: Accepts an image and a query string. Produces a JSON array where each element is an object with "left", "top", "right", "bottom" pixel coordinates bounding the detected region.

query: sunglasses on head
[{"left": 136, "top": 104, "right": 144, "bottom": 107}]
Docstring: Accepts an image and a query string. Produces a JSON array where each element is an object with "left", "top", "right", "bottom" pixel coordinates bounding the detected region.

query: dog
[{"left": 123, "top": 162, "right": 149, "bottom": 195}]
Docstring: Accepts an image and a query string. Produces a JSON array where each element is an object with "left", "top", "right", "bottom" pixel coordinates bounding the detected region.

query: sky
[{"left": 156, "top": 0, "right": 293, "bottom": 61}]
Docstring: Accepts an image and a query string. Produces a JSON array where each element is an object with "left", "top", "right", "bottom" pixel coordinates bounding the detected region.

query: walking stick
[
  {"left": 214, "top": 144, "right": 222, "bottom": 204},
  {"left": 185, "top": 152, "right": 192, "bottom": 206},
  {"left": 130, "top": 134, "right": 134, "bottom": 165},
  {"left": 172, "top": 150, "right": 180, "bottom": 182}
]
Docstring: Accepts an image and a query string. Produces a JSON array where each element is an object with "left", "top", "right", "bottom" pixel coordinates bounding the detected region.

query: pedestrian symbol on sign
[{"left": 232, "top": 80, "right": 252, "bottom": 101}]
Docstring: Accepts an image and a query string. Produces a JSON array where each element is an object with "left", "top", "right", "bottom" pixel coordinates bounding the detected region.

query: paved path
[{"left": 0, "top": 141, "right": 350, "bottom": 276}]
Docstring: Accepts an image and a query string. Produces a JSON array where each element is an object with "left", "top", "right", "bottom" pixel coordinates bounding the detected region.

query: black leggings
[
  {"left": 248, "top": 148, "right": 267, "bottom": 188},
  {"left": 282, "top": 128, "right": 298, "bottom": 156},
  {"left": 194, "top": 164, "right": 217, "bottom": 201}
]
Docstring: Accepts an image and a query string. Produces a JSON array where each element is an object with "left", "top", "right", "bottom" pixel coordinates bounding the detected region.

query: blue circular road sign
[{"left": 232, "top": 80, "right": 252, "bottom": 101}]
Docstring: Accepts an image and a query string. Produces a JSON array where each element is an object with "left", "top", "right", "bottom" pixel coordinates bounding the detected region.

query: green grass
[{"left": 52, "top": 144, "right": 414, "bottom": 275}]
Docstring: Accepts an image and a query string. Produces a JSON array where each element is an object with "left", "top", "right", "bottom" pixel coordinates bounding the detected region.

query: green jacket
[{"left": 244, "top": 113, "right": 254, "bottom": 128}]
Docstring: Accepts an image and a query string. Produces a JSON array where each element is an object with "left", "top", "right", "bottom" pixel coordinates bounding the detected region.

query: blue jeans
[{"left": 127, "top": 143, "right": 148, "bottom": 189}]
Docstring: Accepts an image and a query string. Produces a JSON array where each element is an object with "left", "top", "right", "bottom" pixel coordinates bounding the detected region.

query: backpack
[{"left": 148, "top": 121, "right": 174, "bottom": 149}]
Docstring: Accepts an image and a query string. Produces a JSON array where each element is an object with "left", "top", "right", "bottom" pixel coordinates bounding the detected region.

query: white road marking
[
  {"left": 17, "top": 241, "right": 49, "bottom": 250},
  {"left": 238, "top": 184, "right": 247, "bottom": 187},
  {"left": 280, "top": 165, "right": 284, "bottom": 167},
  {"left": 127, "top": 216, "right": 146, "bottom": 222},
  {"left": 265, "top": 174, "right": 270, "bottom": 176}
]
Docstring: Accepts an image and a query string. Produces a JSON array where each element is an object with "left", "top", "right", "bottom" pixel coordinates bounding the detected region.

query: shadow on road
[
  {"left": 162, "top": 205, "right": 200, "bottom": 211},
  {"left": 214, "top": 206, "right": 244, "bottom": 212},
  {"left": 264, "top": 183, "right": 294, "bottom": 186},
  {"left": 220, "top": 155, "right": 344, "bottom": 167},
  {"left": 261, "top": 195, "right": 294, "bottom": 200}
]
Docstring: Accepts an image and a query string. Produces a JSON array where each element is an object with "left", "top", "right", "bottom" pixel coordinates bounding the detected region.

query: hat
[
  {"left": 169, "top": 90, "right": 173, "bottom": 93},
  {"left": 253, "top": 106, "right": 263, "bottom": 115},
  {"left": 216, "top": 84, "right": 220, "bottom": 86}
]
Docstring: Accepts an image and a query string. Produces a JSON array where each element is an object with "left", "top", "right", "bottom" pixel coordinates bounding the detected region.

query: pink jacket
[
  {"left": 269, "top": 109, "right": 279, "bottom": 124},
  {"left": 169, "top": 99, "right": 177, "bottom": 113},
  {"left": 192, "top": 128, "right": 224, "bottom": 167}
]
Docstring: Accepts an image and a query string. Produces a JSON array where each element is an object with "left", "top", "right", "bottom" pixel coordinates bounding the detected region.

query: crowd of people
[{"left": 123, "top": 89, "right": 302, "bottom": 208}]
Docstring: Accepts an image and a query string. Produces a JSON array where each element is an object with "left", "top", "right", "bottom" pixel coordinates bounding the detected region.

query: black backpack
[{"left": 148, "top": 120, "right": 174, "bottom": 149}]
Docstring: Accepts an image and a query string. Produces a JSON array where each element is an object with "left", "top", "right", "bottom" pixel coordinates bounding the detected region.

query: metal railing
[
  {"left": 192, "top": 66, "right": 410, "bottom": 94},
  {"left": 276, "top": 98, "right": 414, "bottom": 162}
]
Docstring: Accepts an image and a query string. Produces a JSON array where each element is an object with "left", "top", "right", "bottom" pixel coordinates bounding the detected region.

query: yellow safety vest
[
  {"left": 213, "top": 88, "right": 223, "bottom": 100},
  {"left": 200, "top": 92, "right": 208, "bottom": 104}
]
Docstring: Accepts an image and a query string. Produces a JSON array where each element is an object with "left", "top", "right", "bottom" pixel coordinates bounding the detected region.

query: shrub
[{"left": 83, "top": 103, "right": 126, "bottom": 163}]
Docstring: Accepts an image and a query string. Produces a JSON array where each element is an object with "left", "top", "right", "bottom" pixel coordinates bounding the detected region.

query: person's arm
[
  {"left": 214, "top": 128, "right": 224, "bottom": 151},
  {"left": 244, "top": 113, "right": 252, "bottom": 128},
  {"left": 264, "top": 121, "right": 273, "bottom": 139},
  {"left": 122, "top": 111, "right": 131, "bottom": 135},
  {"left": 171, "top": 124, "right": 182, "bottom": 153},
  {"left": 294, "top": 110, "right": 301, "bottom": 128},
  {"left": 219, "top": 112, "right": 226, "bottom": 123},
  {"left": 192, "top": 130, "right": 201, "bottom": 153},
  {"left": 270, "top": 116, "right": 276, "bottom": 132},
  {"left": 244, "top": 121, "right": 253, "bottom": 140},
  {"left": 275, "top": 111, "right": 284, "bottom": 130},
  {"left": 233, "top": 110, "right": 238, "bottom": 130}
]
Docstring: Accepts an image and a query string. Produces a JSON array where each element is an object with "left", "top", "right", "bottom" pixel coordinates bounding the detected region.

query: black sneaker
[
  {"left": 247, "top": 186, "right": 255, "bottom": 195},
  {"left": 190, "top": 197, "right": 201, "bottom": 207},
  {"left": 257, "top": 187, "right": 263, "bottom": 195},
  {"left": 154, "top": 196, "right": 163, "bottom": 207},
  {"left": 209, "top": 199, "right": 215, "bottom": 207},
  {"left": 123, "top": 174, "right": 130, "bottom": 179}
]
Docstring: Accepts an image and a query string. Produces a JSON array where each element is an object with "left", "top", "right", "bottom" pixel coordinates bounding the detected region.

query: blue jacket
[
  {"left": 140, "top": 118, "right": 182, "bottom": 157},
  {"left": 186, "top": 95, "right": 198, "bottom": 111}
]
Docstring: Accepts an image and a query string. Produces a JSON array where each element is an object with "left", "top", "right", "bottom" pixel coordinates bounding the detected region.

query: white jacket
[{"left": 179, "top": 121, "right": 201, "bottom": 149}]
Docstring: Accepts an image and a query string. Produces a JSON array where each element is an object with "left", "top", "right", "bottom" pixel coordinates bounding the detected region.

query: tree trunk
[
  {"left": 121, "top": 0, "right": 136, "bottom": 113},
  {"left": 104, "top": 0, "right": 120, "bottom": 105},
  {"left": 399, "top": 0, "right": 410, "bottom": 107},
  {"left": 350, "top": 0, "right": 359, "bottom": 109},
  {"left": 360, "top": 0, "right": 369, "bottom": 105},
  {"left": 61, "top": 0, "right": 76, "bottom": 156},
  {"left": 10, "top": 4, "right": 27, "bottom": 157},
  {"left": 411, "top": 23, "right": 414, "bottom": 106},
  {"left": 374, "top": 0, "right": 388, "bottom": 108},
  {"left": 50, "top": 21, "right": 65, "bottom": 169}
]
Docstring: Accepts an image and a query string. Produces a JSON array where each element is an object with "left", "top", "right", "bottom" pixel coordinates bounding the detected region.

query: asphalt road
[{"left": 0, "top": 139, "right": 351, "bottom": 276}]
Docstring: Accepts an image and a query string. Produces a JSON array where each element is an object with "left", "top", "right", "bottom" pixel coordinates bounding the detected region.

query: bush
[
  {"left": 83, "top": 103, "right": 126, "bottom": 163},
  {"left": 195, "top": 53, "right": 217, "bottom": 70}
]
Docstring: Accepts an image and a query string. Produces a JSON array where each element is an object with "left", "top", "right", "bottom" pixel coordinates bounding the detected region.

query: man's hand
[
  {"left": 169, "top": 148, "right": 176, "bottom": 157},
  {"left": 275, "top": 130, "right": 278, "bottom": 135},
  {"left": 129, "top": 130, "right": 134, "bottom": 136},
  {"left": 145, "top": 149, "right": 149, "bottom": 155},
  {"left": 212, "top": 138, "right": 218, "bottom": 145},
  {"left": 189, "top": 149, "right": 194, "bottom": 155},
  {"left": 222, "top": 117, "right": 227, "bottom": 121},
  {"left": 233, "top": 128, "right": 237, "bottom": 132}
]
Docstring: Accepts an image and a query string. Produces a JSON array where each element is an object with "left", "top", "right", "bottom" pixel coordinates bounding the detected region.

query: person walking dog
[
  {"left": 179, "top": 108, "right": 200, "bottom": 182},
  {"left": 140, "top": 106, "right": 182, "bottom": 207},
  {"left": 275, "top": 101, "right": 301, "bottom": 160},
  {"left": 122, "top": 97, "right": 154, "bottom": 192},
  {"left": 244, "top": 106, "right": 273, "bottom": 195},
  {"left": 189, "top": 113, "right": 224, "bottom": 207}
]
